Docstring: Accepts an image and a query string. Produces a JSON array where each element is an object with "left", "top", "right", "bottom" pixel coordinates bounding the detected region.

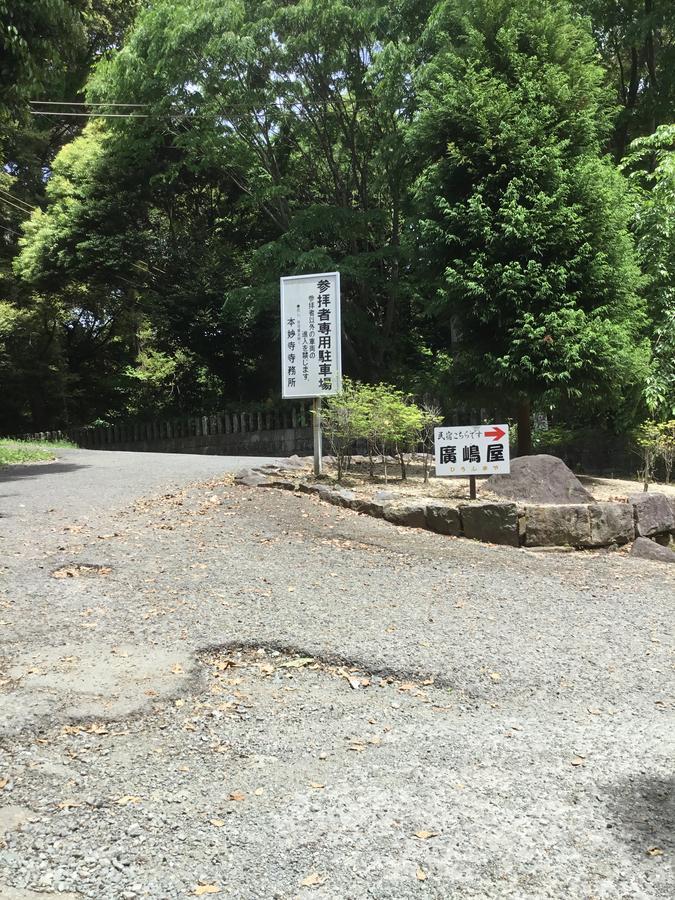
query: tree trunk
[{"left": 517, "top": 398, "right": 532, "bottom": 456}]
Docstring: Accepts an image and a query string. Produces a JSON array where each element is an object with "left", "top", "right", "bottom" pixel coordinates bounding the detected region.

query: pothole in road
[
  {"left": 50, "top": 563, "right": 112, "bottom": 579},
  {"left": 200, "top": 645, "right": 443, "bottom": 703}
]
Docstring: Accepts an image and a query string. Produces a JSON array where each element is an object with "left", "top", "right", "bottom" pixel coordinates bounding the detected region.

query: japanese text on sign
[
  {"left": 434, "top": 424, "right": 510, "bottom": 476},
  {"left": 280, "top": 272, "right": 342, "bottom": 398}
]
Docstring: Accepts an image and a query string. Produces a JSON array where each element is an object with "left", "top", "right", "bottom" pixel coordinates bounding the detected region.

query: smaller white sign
[{"left": 434, "top": 424, "right": 510, "bottom": 476}]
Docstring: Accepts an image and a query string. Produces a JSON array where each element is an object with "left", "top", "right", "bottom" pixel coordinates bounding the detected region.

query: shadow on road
[
  {"left": 603, "top": 774, "right": 674, "bottom": 868},
  {"left": 0, "top": 462, "right": 88, "bottom": 482}
]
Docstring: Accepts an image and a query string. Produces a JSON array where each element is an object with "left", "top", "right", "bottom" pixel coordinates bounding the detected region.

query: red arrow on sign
[{"left": 485, "top": 426, "right": 506, "bottom": 441}]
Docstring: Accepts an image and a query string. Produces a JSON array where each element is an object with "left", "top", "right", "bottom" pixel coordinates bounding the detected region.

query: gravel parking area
[{"left": 0, "top": 449, "right": 673, "bottom": 899}]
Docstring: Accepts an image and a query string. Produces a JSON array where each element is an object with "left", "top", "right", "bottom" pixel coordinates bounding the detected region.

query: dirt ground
[
  {"left": 283, "top": 454, "right": 675, "bottom": 504},
  {"left": 1, "top": 449, "right": 673, "bottom": 899}
]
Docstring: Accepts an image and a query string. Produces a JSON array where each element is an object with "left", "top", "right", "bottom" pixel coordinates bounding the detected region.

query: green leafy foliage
[
  {"left": 622, "top": 124, "right": 675, "bottom": 417},
  {"left": 633, "top": 418, "right": 675, "bottom": 488},
  {"left": 411, "top": 0, "right": 650, "bottom": 427},
  {"left": 321, "top": 378, "right": 436, "bottom": 481},
  {"left": 1, "top": 0, "right": 674, "bottom": 443}
]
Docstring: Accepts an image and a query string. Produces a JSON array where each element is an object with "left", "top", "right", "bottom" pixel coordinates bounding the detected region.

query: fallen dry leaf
[
  {"left": 0, "top": 777, "right": 9, "bottom": 790},
  {"left": 228, "top": 790, "right": 246, "bottom": 801},
  {"left": 170, "top": 663, "right": 185, "bottom": 675},
  {"left": 646, "top": 847, "right": 664, "bottom": 857},
  {"left": 489, "top": 672, "right": 502, "bottom": 682},
  {"left": 57, "top": 799, "right": 82, "bottom": 810},
  {"left": 300, "top": 872, "right": 325, "bottom": 887},
  {"left": 88, "top": 723, "right": 108, "bottom": 734},
  {"left": 279, "top": 657, "right": 314, "bottom": 669},
  {"left": 570, "top": 756, "right": 586, "bottom": 767},
  {"left": 416, "top": 867, "right": 428, "bottom": 881},
  {"left": 116, "top": 795, "right": 142, "bottom": 806},
  {"left": 210, "top": 819, "right": 225, "bottom": 827},
  {"left": 254, "top": 787, "right": 264, "bottom": 796},
  {"left": 309, "top": 782, "right": 325, "bottom": 789},
  {"left": 193, "top": 885, "right": 221, "bottom": 896},
  {"left": 415, "top": 830, "right": 438, "bottom": 840}
]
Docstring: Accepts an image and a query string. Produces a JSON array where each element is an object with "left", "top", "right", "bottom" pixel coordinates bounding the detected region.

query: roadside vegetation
[
  {"left": 0, "top": 438, "right": 75, "bottom": 466},
  {"left": 1, "top": 1, "right": 674, "bottom": 459}
]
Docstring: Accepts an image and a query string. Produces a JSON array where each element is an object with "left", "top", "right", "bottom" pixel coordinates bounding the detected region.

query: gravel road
[{"left": 0, "top": 449, "right": 673, "bottom": 900}]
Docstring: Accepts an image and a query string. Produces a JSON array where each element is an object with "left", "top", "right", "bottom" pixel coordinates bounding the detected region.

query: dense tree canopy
[{"left": 1, "top": 0, "right": 674, "bottom": 439}]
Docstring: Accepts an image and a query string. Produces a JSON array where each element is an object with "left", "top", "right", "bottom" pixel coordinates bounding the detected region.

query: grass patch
[{"left": 0, "top": 438, "right": 75, "bottom": 466}]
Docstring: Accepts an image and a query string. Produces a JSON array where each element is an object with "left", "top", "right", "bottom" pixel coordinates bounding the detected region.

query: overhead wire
[
  {"left": 30, "top": 111, "right": 149, "bottom": 118},
  {"left": 0, "top": 195, "right": 33, "bottom": 217},
  {"left": 0, "top": 222, "right": 23, "bottom": 238},
  {"left": 0, "top": 189, "right": 35, "bottom": 212},
  {"left": 30, "top": 100, "right": 149, "bottom": 107}
]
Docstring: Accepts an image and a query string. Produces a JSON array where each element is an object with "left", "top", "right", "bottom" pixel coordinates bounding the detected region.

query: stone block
[
  {"left": 262, "top": 479, "right": 296, "bottom": 491},
  {"left": 629, "top": 492, "right": 675, "bottom": 537},
  {"left": 234, "top": 468, "right": 269, "bottom": 487},
  {"left": 523, "top": 504, "right": 590, "bottom": 547},
  {"left": 586, "top": 502, "right": 635, "bottom": 547},
  {"left": 351, "top": 499, "right": 386, "bottom": 518},
  {"left": 324, "top": 488, "right": 357, "bottom": 508},
  {"left": 630, "top": 537, "right": 675, "bottom": 564},
  {"left": 383, "top": 503, "right": 428, "bottom": 529},
  {"left": 426, "top": 502, "right": 462, "bottom": 536},
  {"left": 459, "top": 501, "right": 521, "bottom": 546}
]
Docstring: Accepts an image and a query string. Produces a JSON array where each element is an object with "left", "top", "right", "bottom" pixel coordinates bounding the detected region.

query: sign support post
[
  {"left": 312, "top": 397, "right": 323, "bottom": 477},
  {"left": 469, "top": 474, "right": 477, "bottom": 499}
]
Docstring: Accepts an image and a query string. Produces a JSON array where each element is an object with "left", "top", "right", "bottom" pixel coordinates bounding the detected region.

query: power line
[
  {"left": 0, "top": 195, "right": 33, "bottom": 217},
  {"left": 0, "top": 222, "right": 22, "bottom": 238},
  {"left": 0, "top": 189, "right": 35, "bottom": 212},
  {"left": 30, "top": 100, "right": 149, "bottom": 108},
  {"left": 30, "top": 111, "right": 149, "bottom": 119}
]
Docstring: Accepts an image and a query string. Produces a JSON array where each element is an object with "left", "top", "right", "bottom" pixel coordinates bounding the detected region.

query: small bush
[{"left": 319, "top": 379, "right": 438, "bottom": 482}]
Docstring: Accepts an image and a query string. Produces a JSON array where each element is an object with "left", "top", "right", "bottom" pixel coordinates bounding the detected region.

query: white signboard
[
  {"left": 280, "top": 272, "right": 342, "bottom": 399},
  {"left": 435, "top": 424, "right": 510, "bottom": 476}
]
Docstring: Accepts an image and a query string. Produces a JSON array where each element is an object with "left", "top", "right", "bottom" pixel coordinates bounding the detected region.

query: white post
[{"left": 313, "top": 397, "right": 323, "bottom": 477}]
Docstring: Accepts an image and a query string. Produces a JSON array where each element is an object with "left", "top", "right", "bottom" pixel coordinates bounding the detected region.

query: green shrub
[{"left": 319, "top": 380, "right": 438, "bottom": 482}]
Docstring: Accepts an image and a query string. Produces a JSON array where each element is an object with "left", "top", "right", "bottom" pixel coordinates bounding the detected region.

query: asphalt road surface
[{"left": 0, "top": 449, "right": 672, "bottom": 900}]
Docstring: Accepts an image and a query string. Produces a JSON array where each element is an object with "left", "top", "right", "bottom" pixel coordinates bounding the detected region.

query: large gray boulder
[
  {"left": 630, "top": 537, "right": 675, "bottom": 564},
  {"left": 459, "top": 501, "right": 522, "bottom": 546},
  {"left": 628, "top": 492, "right": 675, "bottom": 537},
  {"left": 486, "top": 454, "right": 594, "bottom": 504}
]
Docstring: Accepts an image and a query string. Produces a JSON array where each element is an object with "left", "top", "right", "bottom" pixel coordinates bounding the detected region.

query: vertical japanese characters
[{"left": 281, "top": 273, "right": 341, "bottom": 399}]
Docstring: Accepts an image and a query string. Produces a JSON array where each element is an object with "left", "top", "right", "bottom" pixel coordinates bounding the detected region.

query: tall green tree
[
  {"left": 575, "top": 1, "right": 675, "bottom": 157},
  {"left": 622, "top": 123, "right": 675, "bottom": 416},
  {"left": 411, "top": 0, "right": 649, "bottom": 452},
  {"left": 86, "top": 0, "right": 422, "bottom": 376}
]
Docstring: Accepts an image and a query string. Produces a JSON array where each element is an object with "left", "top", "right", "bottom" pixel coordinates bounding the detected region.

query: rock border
[{"left": 234, "top": 467, "right": 675, "bottom": 560}]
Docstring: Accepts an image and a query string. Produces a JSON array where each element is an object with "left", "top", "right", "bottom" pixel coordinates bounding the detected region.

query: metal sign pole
[{"left": 313, "top": 396, "right": 323, "bottom": 477}]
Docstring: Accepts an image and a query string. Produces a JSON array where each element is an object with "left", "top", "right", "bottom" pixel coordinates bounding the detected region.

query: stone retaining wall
[{"left": 242, "top": 471, "right": 675, "bottom": 552}]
